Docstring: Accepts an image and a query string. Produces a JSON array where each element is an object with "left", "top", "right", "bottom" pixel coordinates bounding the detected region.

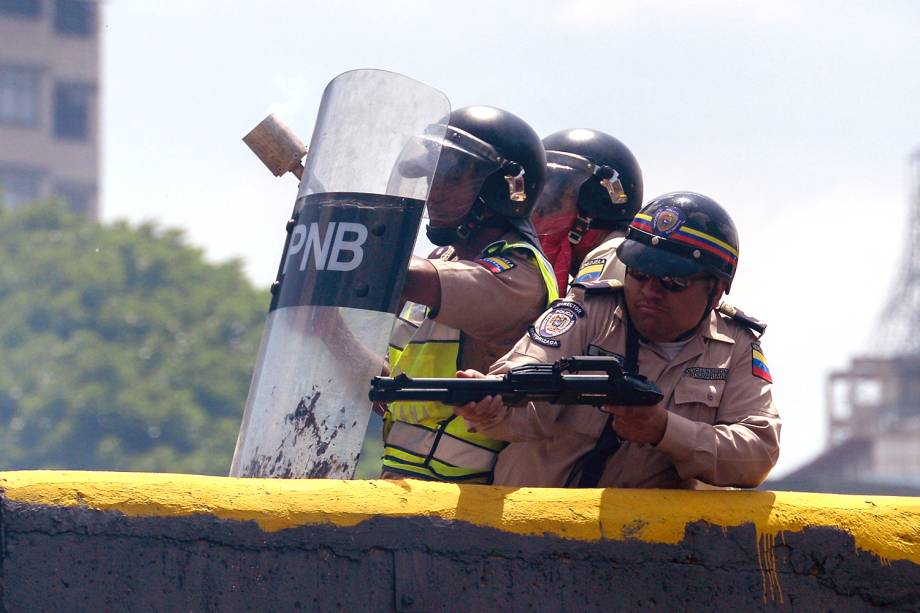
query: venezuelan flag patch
[
  {"left": 574, "top": 258, "right": 606, "bottom": 284},
  {"left": 476, "top": 256, "right": 515, "bottom": 274},
  {"left": 751, "top": 343, "right": 772, "bottom": 383}
]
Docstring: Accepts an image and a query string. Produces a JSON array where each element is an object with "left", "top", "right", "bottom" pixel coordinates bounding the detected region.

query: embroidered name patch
[
  {"left": 528, "top": 325, "right": 560, "bottom": 348},
  {"left": 751, "top": 343, "right": 772, "bottom": 383},
  {"left": 477, "top": 256, "right": 515, "bottom": 274},
  {"left": 574, "top": 258, "right": 606, "bottom": 284},
  {"left": 684, "top": 367, "right": 729, "bottom": 381}
]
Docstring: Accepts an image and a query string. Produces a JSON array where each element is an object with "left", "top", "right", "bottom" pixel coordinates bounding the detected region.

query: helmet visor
[
  {"left": 530, "top": 151, "right": 594, "bottom": 236},
  {"left": 617, "top": 237, "right": 705, "bottom": 278},
  {"left": 398, "top": 127, "right": 505, "bottom": 227}
]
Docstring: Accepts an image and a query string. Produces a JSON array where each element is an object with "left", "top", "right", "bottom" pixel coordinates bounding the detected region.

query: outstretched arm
[{"left": 401, "top": 256, "right": 441, "bottom": 312}]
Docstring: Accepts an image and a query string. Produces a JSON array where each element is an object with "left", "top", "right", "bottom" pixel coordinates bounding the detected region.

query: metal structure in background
[
  {"left": 808, "top": 149, "right": 920, "bottom": 491},
  {"left": 874, "top": 149, "right": 920, "bottom": 357}
]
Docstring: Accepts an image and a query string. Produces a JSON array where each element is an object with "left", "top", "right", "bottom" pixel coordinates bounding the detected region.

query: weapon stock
[{"left": 369, "top": 356, "right": 663, "bottom": 407}]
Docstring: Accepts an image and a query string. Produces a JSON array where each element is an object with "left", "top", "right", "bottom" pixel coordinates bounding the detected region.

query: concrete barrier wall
[{"left": 1, "top": 471, "right": 919, "bottom": 611}]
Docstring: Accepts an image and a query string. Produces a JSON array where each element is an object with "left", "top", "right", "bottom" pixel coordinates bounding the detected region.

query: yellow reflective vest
[{"left": 382, "top": 240, "right": 559, "bottom": 482}]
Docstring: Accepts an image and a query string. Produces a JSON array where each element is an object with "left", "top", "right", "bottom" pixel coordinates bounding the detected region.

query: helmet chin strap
[
  {"left": 425, "top": 224, "right": 459, "bottom": 247},
  {"left": 567, "top": 214, "right": 593, "bottom": 245},
  {"left": 425, "top": 196, "right": 490, "bottom": 246}
]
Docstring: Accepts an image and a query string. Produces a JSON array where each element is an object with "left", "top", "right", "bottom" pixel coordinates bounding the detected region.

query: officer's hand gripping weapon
[{"left": 369, "top": 356, "right": 663, "bottom": 407}]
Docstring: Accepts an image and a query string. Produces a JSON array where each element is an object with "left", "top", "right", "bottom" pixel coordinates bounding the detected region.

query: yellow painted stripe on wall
[{"left": 1, "top": 471, "right": 919, "bottom": 565}]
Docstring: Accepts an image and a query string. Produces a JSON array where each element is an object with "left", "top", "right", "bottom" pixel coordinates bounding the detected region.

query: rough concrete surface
[{"left": 2, "top": 498, "right": 919, "bottom": 612}]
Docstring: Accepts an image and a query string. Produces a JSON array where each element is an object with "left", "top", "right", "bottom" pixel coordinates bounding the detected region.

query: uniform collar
[
  {"left": 481, "top": 229, "right": 528, "bottom": 257},
  {"left": 611, "top": 296, "right": 627, "bottom": 325},
  {"left": 702, "top": 308, "right": 736, "bottom": 344},
  {"left": 603, "top": 229, "right": 627, "bottom": 242},
  {"left": 615, "top": 301, "right": 735, "bottom": 347},
  {"left": 666, "top": 313, "right": 734, "bottom": 369}
]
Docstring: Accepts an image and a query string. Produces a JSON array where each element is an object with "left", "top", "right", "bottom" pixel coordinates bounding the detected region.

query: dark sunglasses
[{"left": 626, "top": 269, "right": 710, "bottom": 293}]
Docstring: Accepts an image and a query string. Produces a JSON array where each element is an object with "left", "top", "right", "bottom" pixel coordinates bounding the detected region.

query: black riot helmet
[
  {"left": 531, "top": 129, "right": 643, "bottom": 244},
  {"left": 617, "top": 192, "right": 739, "bottom": 290},
  {"left": 418, "top": 106, "right": 546, "bottom": 245}
]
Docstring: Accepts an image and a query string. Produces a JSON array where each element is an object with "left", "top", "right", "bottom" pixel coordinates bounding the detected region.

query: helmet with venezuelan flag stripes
[{"left": 617, "top": 191, "right": 739, "bottom": 289}]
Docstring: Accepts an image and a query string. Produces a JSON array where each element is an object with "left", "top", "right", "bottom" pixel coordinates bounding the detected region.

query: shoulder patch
[
  {"left": 549, "top": 299, "right": 585, "bottom": 318},
  {"left": 528, "top": 325, "right": 561, "bottom": 348},
  {"left": 684, "top": 367, "right": 729, "bottom": 381},
  {"left": 718, "top": 302, "right": 767, "bottom": 337},
  {"left": 476, "top": 256, "right": 516, "bottom": 274},
  {"left": 572, "top": 278, "right": 624, "bottom": 294},
  {"left": 530, "top": 300, "right": 586, "bottom": 345},
  {"left": 751, "top": 342, "right": 772, "bottom": 383},
  {"left": 574, "top": 258, "right": 606, "bottom": 284},
  {"left": 537, "top": 306, "right": 579, "bottom": 338}
]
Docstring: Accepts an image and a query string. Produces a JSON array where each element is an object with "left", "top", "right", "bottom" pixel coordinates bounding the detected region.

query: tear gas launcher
[{"left": 369, "top": 356, "right": 663, "bottom": 407}]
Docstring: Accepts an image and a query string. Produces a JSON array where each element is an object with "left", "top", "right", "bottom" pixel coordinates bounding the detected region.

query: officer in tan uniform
[
  {"left": 455, "top": 192, "right": 780, "bottom": 489},
  {"left": 381, "top": 106, "right": 559, "bottom": 483},
  {"left": 531, "top": 129, "right": 643, "bottom": 293}
]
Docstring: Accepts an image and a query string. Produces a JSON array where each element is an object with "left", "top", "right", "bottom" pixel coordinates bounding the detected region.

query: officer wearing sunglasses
[{"left": 454, "top": 192, "right": 780, "bottom": 490}]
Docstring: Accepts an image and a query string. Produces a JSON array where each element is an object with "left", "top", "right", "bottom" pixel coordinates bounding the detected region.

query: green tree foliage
[{"left": 0, "top": 203, "right": 267, "bottom": 474}]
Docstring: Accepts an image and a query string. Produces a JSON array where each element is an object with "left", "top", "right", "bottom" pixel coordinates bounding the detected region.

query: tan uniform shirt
[
  {"left": 470, "top": 285, "right": 780, "bottom": 489},
  {"left": 572, "top": 230, "right": 627, "bottom": 285},
  {"left": 412, "top": 230, "right": 551, "bottom": 372}
]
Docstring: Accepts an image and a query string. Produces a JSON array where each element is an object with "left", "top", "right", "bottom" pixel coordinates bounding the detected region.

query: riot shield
[{"left": 230, "top": 70, "right": 450, "bottom": 478}]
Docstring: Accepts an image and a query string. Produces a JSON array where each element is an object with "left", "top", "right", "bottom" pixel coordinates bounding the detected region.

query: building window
[
  {"left": 0, "top": 66, "right": 39, "bottom": 126},
  {"left": 54, "top": 0, "right": 95, "bottom": 36},
  {"left": 53, "top": 81, "right": 93, "bottom": 141},
  {"left": 0, "top": 0, "right": 41, "bottom": 18},
  {"left": 0, "top": 168, "right": 43, "bottom": 209},
  {"left": 53, "top": 181, "right": 95, "bottom": 215}
]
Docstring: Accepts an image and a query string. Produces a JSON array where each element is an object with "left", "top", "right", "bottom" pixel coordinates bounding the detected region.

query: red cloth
[{"left": 538, "top": 228, "right": 608, "bottom": 294}]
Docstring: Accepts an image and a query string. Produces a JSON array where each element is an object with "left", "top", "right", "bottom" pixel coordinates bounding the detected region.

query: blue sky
[{"left": 100, "top": 0, "right": 920, "bottom": 476}]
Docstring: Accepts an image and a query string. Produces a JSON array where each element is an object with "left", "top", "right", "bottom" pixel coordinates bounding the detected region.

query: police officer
[
  {"left": 455, "top": 192, "right": 780, "bottom": 489},
  {"left": 531, "top": 129, "right": 643, "bottom": 293},
  {"left": 381, "top": 106, "right": 559, "bottom": 483}
]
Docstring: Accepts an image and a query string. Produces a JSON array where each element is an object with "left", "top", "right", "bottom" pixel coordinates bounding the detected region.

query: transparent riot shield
[{"left": 230, "top": 70, "right": 449, "bottom": 478}]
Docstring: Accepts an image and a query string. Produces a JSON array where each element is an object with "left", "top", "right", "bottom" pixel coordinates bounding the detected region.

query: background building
[
  {"left": 768, "top": 149, "right": 920, "bottom": 496},
  {"left": 0, "top": 0, "right": 100, "bottom": 218}
]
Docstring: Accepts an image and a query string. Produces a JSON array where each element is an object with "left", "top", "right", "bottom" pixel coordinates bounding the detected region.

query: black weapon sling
[{"left": 565, "top": 315, "right": 640, "bottom": 488}]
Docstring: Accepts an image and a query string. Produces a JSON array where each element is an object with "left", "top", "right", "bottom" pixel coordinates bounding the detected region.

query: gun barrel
[
  {"left": 369, "top": 371, "right": 663, "bottom": 407},
  {"left": 371, "top": 377, "right": 507, "bottom": 391},
  {"left": 369, "top": 376, "right": 517, "bottom": 404}
]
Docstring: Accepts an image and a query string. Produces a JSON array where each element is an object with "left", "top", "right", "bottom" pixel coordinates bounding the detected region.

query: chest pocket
[{"left": 672, "top": 377, "right": 725, "bottom": 423}]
